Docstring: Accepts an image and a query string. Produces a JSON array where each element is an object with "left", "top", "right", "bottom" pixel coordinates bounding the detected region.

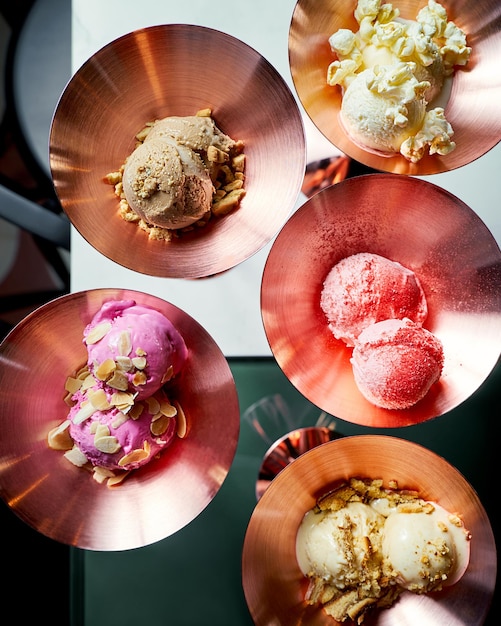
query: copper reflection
[
  {"left": 50, "top": 24, "right": 306, "bottom": 279},
  {"left": 0, "top": 289, "right": 240, "bottom": 550},
  {"left": 261, "top": 174, "right": 501, "bottom": 428},
  {"left": 242, "top": 435, "right": 496, "bottom": 625},
  {"left": 289, "top": 0, "right": 501, "bottom": 175}
]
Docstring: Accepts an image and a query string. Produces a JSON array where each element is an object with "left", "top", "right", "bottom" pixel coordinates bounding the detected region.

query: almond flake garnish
[
  {"left": 128, "top": 403, "right": 144, "bottom": 420},
  {"left": 115, "top": 355, "right": 133, "bottom": 371},
  {"left": 118, "top": 330, "right": 132, "bottom": 356},
  {"left": 95, "top": 358, "right": 116, "bottom": 381},
  {"left": 65, "top": 376, "right": 83, "bottom": 395},
  {"left": 88, "top": 388, "right": 111, "bottom": 411},
  {"left": 80, "top": 373, "right": 96, "bottom": 391},
  {"left": 112, "top": 412, "right": 129, "bottom": 429},
  {"left": 174, "top": 400, "right": 187, "bottom": 438},
  {"left": 135, "top": 347, "right": 146, "bottom": 356},
  {"left": 118, "top": 440, "right": 150, "bottom": 467},
  {"left": 107, "top": 471, "right": 130, "bottom": 487},
  {"left": 73, "top": 400, "right": 97, "bottom": 424},
  {"left": 131, "top": 356, "right": 147, "bottom": 370},
  {"left": 47, "top": 420, "right": 73, "bottom": 450},
  {"left": 132, "top": 371, "right": 147, "bottom": 386},
  {"left": 92, "top": 466, "right": 116, "bottom": 483},
  {"left": 160, "top": 400, "right": 177, "bottom": 418},
  {"left": 94, "top": 435, "right": 121, "bottom": 454},
  {"left": 64, "top": 445, "right": 89, "bottom": 467},
  {"left": 107, "top": 370, "right": 129, "bottom": 391},
  {"left": 145, "top": 396, "right": 160, "bottom": 415},
  {"left": 150, "top": 414, "right": 171, "bottom": 437},
  {"left": 110, "top": 391, "right": 135, "bottom": 409},
  {"left": 94, "top": 423, "right": 110, "bottom": 439},
  {"left": 85, "top": 322, "right": 112, "bottom": 345},
  {"left": 161, "top": 365, "right": 174, "bottom": 384}
]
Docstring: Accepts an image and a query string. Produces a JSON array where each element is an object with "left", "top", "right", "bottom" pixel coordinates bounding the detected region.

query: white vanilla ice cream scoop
[
  {"left": 382, "top": 502, "right": 471, "bottom": 592},
  {"left": 296, "top": 502, "right": 385, "bottom": 589}
]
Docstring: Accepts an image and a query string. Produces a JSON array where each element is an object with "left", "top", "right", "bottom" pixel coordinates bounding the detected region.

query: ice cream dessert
[
  {"left": 296, "top": 477, "right": 471, "bottom": 623},
  {"left": 351, "top": 318, "right": 444, "bottom": 409},
  {"left": 84, "top": 299, "right": 187, "bottom": 401},
  {"left": 326, "top": 0, "right": 471, "bottom": 161},
  {"left": 320, "top": 252, "right": 428, "bottom": 347},
  {"left": 48, "top": 299, "right": 188, "bottom": 486},
  {"left": 105, "top": 109, "right": 246, "bottom": 240}
]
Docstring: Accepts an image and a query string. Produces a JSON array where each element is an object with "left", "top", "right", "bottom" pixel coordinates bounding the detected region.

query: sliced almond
[
  {"left": 95, "top": 358, "right": 116, "bottom": 381},
  {"left": 150, "top": 414, "right": 171, "bottom": 436},
  {"left": 64, "top": 445, "right": 88, "bottom": 467},
  {"left": 107, "top": 370, "right": 129, "bottom": 391},
  {"left": 117, "top": 330, "right": 132, "bottom": 356},
  {"left": 174, "top": 400, "right": 187, "bottom": 438},
  {"left": 92, "top": 466, "right": 116, "bottom": 484},
  {"left": 132, "top": 370, "right": 147, "bottom": 386},
  {"left": 110, "top": 391, "right": 135, "bottom": 409},
  {"left": 135, "top": 347, "right": 147, "bottom": 357},
  {"left": 80, "top": 373, "right": 97, "bottom": 391},
  {"left": 145, "top": 396, "right": 160, "bottom": 415},
  {"left": 111, "top": 412, "right": 129, "bottom": 429},
  {"left": 160, "top": 400, "right": 177, "bottom": 418},
  {"left": 115, "top": 355, "right": 133, "bottom": 371},
  {"left": 65, "top": 376, "right": 83, "bottom": 395},
  {"left": 107, "top": 471, "right": 130, "bottom": 487},
  {"left": 94, "top": 435, "right": 121, "bottom": 454},
  {"left": 73, "top": 400, "right": 96, "bottom": 424},
  {"left": 85, "top": 322, "right": 112, "bottom": 345},
  {"left": 94, "top": 423, "right": 110, "bottom": 439},
  {"left": 47, "top": 420, "right": 73, "bottom": 451},
  {"left": 131, "top": 356, "right": 147, "bottom": 370},
  {"left": 118, "top": 444, "right": 149, "bottom": 467},
  {"left": 88, "top": 388, "right": 111, "bottom": 411},
  {"left": 161, "top": 365, "right": 174, "bottom": 384},
  {"left": 128, "top": 403, "right": 144, "bottom": 420}
]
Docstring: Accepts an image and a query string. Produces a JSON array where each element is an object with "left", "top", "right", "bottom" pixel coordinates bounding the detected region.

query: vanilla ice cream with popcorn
[{"left": 327, "top": 0, "right": 471, "bottom": 161}]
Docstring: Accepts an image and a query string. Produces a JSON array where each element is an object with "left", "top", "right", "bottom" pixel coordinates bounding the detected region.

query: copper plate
[
  {"left": 242, "top": 435, "right": 496, "bottom": 625},
  {"left": 261, "top": 174, "right": 501, "bottom": 427},
  {"left": 0, "top": 289, "right": 239, "bottom": 550},
  {"left": 289, "top": 0, "right": 501, "bottom": 175},
  {"left": 50, "top": 24, "right": 306, "bottom": 278}
]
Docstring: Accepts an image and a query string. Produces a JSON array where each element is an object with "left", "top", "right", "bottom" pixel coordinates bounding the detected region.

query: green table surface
[{"left": 70, "top": 357, "right": 499, "bottom": 626}]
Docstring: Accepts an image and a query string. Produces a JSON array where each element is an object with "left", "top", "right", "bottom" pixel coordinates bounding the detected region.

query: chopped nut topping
[
  {"left": 117, "top": 330, "right": 132, "bottom": 356},
  {"left": 85, "top": 322, "right": 111, "bottom": 345},
  {"left": 131, "top": 356, "right": 147, "bottom": 370},
  {"left": 47, "top": 420, "right": 73, "bottom": 451},
  {"left": 118, "top": 441, "right": 151, "bottom": 467},
  {"left": 94, "top": 434, "right": 122, "bottom": 454},
  {"left": 95, "top": 358, "right": 116, "bottom": 381},
  {"left": 174, "top": 400, "right": 187, "bottom": 438},
  {"left": 107, "top": 370, "right": 129, "bottom": 391},
  {"left": 150, "top": 414, "right": 171, "bottom": 436},
  {"left": 64, "top": 445, "right": 89, "bottom": 467}
]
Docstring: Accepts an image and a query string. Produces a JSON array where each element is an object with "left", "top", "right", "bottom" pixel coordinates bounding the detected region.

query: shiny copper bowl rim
[
  {"left": 261, "top": 173, "right": 501, "bottom": 427},
  {"left": 288, "top": 0, "right": 501, "bottom": 175},
  {"left": 242, "top": 434, "right": 496, "bottom": 625},
  {"left": 50, "top": 24, "right": 306, "bottom": 278},
  {"left": 0, "top": 288, "right": 240, "bottom": 550}
]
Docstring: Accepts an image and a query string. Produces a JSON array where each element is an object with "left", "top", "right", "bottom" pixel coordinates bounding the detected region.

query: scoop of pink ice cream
[
  {"left": 320, "top": 253, "right": 428, "bottom": 346},
  {"left": 351, "top": 318, "right": 444, "bottom": 410},
  {"left": 68, "top": 386, "right": 178, "bottom": 471},
  {"left": 84, "top": 300, "right": 187, "bottom": 400}
]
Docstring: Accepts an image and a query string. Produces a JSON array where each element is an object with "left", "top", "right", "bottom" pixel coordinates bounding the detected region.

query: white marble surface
[{"left": 71, "top": 0, "right": 501, "bottom": 357}]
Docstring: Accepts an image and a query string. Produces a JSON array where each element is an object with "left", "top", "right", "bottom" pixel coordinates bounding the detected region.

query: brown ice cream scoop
[{"left": 122, "top": 138, "right": 214, "bottom": 229}]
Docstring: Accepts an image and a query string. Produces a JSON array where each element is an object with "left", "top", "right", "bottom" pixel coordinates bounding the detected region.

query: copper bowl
[
  {"left": 0, "top": 289, "right": 239, "bottom": 550},
  {"left": 242, "top": 435, "right": 496, "bottom": 625},
  {"left": 261, "top": 174, "right": 501, "bottom": 427},
  {"left": 289, "top": 0, "right": 501, "bottom": 175},
  {"left": 50, "top": 24, "right": 306, "bottom": 278}
]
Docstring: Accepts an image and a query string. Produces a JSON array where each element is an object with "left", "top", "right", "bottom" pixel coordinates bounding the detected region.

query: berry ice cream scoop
[
  {"left": 84, "top": 299, "right": 188, "bottom": 401},
  {"left": 351, "top": 317, "right": 444, "bottom": 409},
  {"left": 320, "top": 252, "right": 428, "bottom": 346},
  {"left": 68, "top": 385, "right": 178, "bottom": 471}
]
